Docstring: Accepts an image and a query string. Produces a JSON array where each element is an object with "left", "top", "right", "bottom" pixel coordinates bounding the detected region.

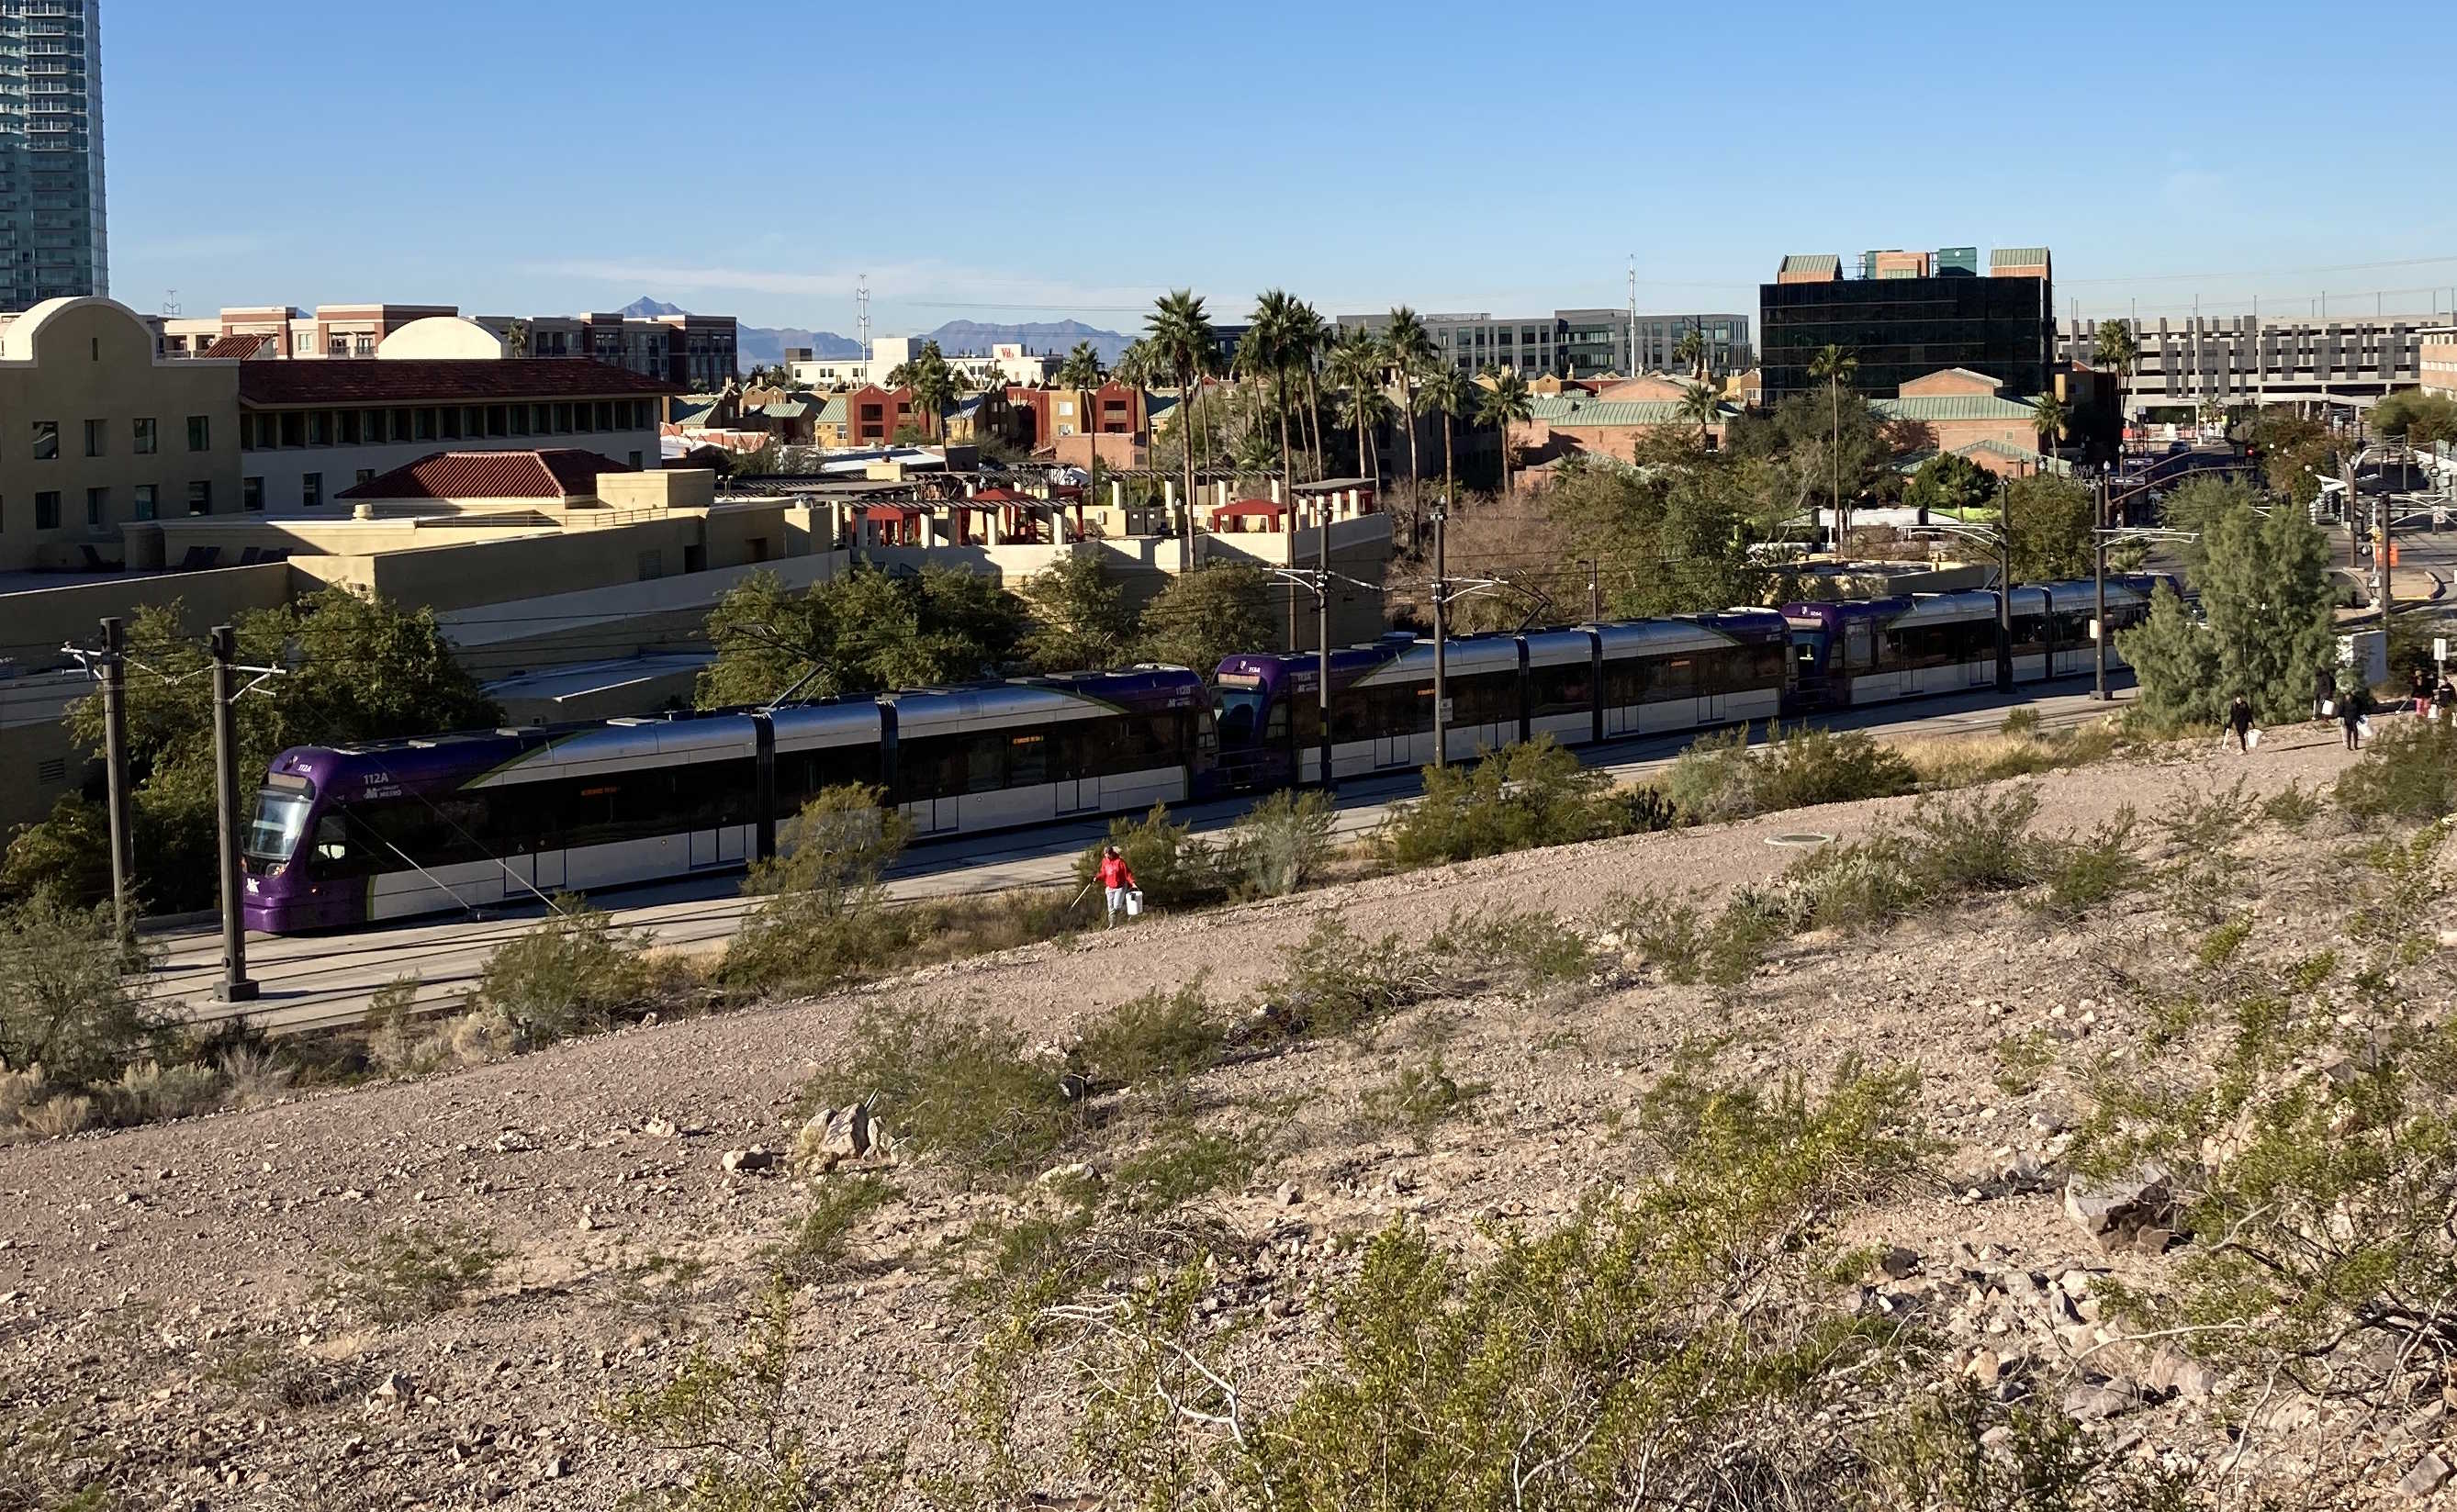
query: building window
[
  {"left": 594, "top": 401, "right": 612, "bottom": 431},
  {"left": 555, "top": 402, "right": 572, "bottom": 433},
  {"left": 242, "top": 476, "right": 264, "bottom": 511},
  {"left": 186, "top": 415, "right": 210, "bottom": 452},
  {"left": 281, "top": 411, "right": 304, "bottom": 447},
  {"left": 441, "top": 407, "right": 461, "bottom": 441},
  {"left": 338, "top": 410, "right": 359, "bottom": 445},
  {"left": 391, "top": 409, "right": 411, "bottom": 442},
  {"left": 82, "top": 417, "right": 102, "bottom": 456},
  {"left": 301, "top": 473, "right": 321, "bottom": 509},
  {"left": 414, "top": 408, "right": 435, "bottom": 441},
  {"left": 487, "top": 404, "right": 507, "bottom": 437},
  {"left": 510, "top": 404, "right": 530, "bottom": 437},
  {"left": 34, "top": 489, "right": 60, "bottom": 529},
  {"left": 84, "top": 486, "right": 104, "bottom": 525},
  {"left": 628, "top": 451, "right": 643, "bottom": 469},
  {"left": 132, "top": 418, "right": 156, "bottom": 454},
  {"left": 308, "top": 411, "right": 331, "bottom": 445},
  {"left": 132, "top": 484, "right": 156, "bottom": 521},
  {"left": 30, "top": 420, "right": 56, "bottom": 459},
  {"left": 187, "top": 481, "right": 211, "bottom": 515},
  {"left": 355, "top": 468, "right": 374, "bottom": 485}
]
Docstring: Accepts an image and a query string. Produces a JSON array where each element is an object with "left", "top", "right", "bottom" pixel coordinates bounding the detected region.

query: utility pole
[
  {"left": 99, "top": 617, "right": 132, "bottom": 936},
  {"left": 1430, "top": 501, "right": 1449, "bottom": 767},
  {"left": 2092, "top": 479, "right": 2110, "bottom": 700},
  {"left": 1587, "top": 559, "right": 1601, "bottom": 622},
  {"left": 2374, "top": 455, "right": 2395, "bottom": 632},
  {"left": 1995, "top": 525, "right": 2014, "bottom": 694},
  {"left": 209, "top": 625, "right": 257, "bottom": 1003}
]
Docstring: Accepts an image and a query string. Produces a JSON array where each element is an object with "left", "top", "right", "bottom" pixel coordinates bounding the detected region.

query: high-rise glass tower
[{"left": 0, "top": 0, "right": 105, "bottom": 309}]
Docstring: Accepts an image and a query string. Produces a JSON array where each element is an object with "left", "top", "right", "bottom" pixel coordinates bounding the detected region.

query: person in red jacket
[{"left": 1096, "top": 845, "right": 1137, "bottom": 927}]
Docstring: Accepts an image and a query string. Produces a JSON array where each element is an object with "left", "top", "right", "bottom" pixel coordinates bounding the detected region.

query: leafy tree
[
  {"left": 0, "top": 895, "right": 158, "bottom": 1088},
  {"left": 4, "top": 591, "right": 499, "bottom": 911},
  {"left": 2373, "top": 387, "right": 2457, "bottom": 446},
  {"left": 2247, "top": 407, "right": 2333, "bottom": 505},
  {"left": 1110, "top": 337, "right": 1157, "bottom": 392},
  {"left": 1728, "top": 387, "right": 1893, "bottom": 527},
  {"left": 1806, "top": 343, "right": 1858, "bottom": 541},
  {"left": 1017, "top": 554, "right": 1134, "bottom": 673},
  {"left": 2160, "top": 474, "right": 2264, "bottom": 577},
  {"left": 1288, "top": 300, "right": 1331, "bottom": 481},
  {"left": 696, "top": 566, "right": 1027, "bottom": 709},
  {"left": 1473, "top": 369, "right": 1534, "bottom": 496},
  {"left": 1997, "top": 474, "right": 2094, "bottom": 581},
  {"left": 1132, "top": 563, "right": 1273, "bottom": 679},
  {"left": 1551, "top": 457, "right": 1765, "bottom": 618},
  {"left": 1902, "top": 452, "right": 1996, "bottom": 516},
  {"left": 2120, "top": 502, "right": 2335, "bottom": 729}
]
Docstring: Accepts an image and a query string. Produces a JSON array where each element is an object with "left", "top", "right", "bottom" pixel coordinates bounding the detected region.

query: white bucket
[{"left": 1124, "top": 889, "right": 1144, "bottom": 918}]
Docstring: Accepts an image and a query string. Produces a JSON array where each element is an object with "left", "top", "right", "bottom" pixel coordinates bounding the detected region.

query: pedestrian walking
[
  {"left": 2314, "top": 666, "right": 2338, "bottom": 722},
  {"left": 2227, "top": 693, "right": 2256, "bottom": 754},
  {"left": 2340, "top": 685, "right": 2371, "bottom": 751},
  {"left": 2413, "top": 667, "right": 2433, "bottom": 716},
  {"left": 2437, "top": 678, "right": 2455, "bottom": 725},
  {"left": 1096, "top": 844, "right": 1138, "bottom": 927}
]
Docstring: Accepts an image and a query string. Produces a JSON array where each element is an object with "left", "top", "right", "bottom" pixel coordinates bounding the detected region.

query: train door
[{"left": 690, "top": 828, "right": 721, "bottom": 868}]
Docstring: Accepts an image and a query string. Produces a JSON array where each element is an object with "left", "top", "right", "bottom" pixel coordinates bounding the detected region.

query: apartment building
[
  {"left": 1759, "top": 244, "right": 2054, "bottom": 402},
  {"left": 0, "top": 297, "right": 241, "bottom": 573},
  {"left": 2423, "top": 326, "right": 2456, "bottom": 398},
  {"left": 0, "top": 0, "right": 106, "bottom": 310},
  {"left": 786, "top": 335, "right": 1058, "bottom": 391},
  {"left": 1336, "top": 308, "right": 1753, "bottom": 379},
  {"left": 155, "top": 301, "right": 738, "bottom": 389},
  {"left": 2054, "top": 314, "right": 2435, "bottom": 408}
]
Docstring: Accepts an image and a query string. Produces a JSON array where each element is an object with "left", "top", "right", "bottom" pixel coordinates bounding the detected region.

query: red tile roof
[
  {"left": 201, "top": 333, "right": 274, "bottom": 360},
  {"left": 335, "top": 448, "right": 639, "bottom": 503},
  {"left": 238, "top": 358, "right": 674, "bottom": 407}
]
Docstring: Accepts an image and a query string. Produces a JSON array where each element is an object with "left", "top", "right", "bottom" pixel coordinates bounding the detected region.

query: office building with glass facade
[
  {"left": 1758, "top": 245, "right": 2052, "bottom": 402},
  {"left": 1336, "top": 308, "right": 1752, "bottom": 378},
  {"left": 0, "top": 0, "right": 106, "bottom": 309}
]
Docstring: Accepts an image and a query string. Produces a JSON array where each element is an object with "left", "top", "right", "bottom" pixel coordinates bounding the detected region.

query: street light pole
[
  {"left": 99, "top": 615, "right": 132, "bottom": 937},
  {"left": 1430, "top": 499, "right": 1449, "bottom": 768},
  {"left": 209, "top": 624, "right": 258, "bottom": 1004},
  {"left": 1317, "top": 498, "right": 1333, "bottom": 794},
  {"left": 2092, "top": 476, "right": 2110, "bottom": 701}
]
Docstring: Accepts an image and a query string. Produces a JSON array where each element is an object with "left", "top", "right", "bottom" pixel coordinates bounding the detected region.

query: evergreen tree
[
  {"left": 1998, "top": 474, "right": 2094, "bottom": 581},
  {"left": 1132, "top": 563, "right": 1274, "bottom": 680},
  {"left": 2121, "top": 503, "right": 2335, "bottom": 729},
  {"left": 697, "top": 566, "right": 1026, "bottom": 709},
  {"left": 1017, "top": 554, "right": 1134, "bottom": 673}
]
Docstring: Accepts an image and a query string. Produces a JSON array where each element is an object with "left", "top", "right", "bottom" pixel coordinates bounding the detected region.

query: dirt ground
[{"left": 2, "top": 721, "right": 2439, "bottom": 1509}]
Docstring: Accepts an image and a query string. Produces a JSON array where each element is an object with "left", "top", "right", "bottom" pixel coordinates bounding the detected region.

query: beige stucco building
[{"left": 0, "top": 297, "right": 245, "bottom": 573}]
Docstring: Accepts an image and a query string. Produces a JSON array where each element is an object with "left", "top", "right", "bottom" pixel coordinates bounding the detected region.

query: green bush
[
  {"left": 474, "top": 897, "right": 659, "bottom": 1042},
  {"left": 772, "top": 1174, "right": 898, "bottom": 1285},
  {"left": 0, "top": 895, "right": 159, "bottom": 1091},
  {"left": 1359, "top": 1053, "right": 1486, "bottom": 1138},
  {"left": 1426, "top": 905, "right": 1599, "bottom": 991},
  {"left": 1223, "top": 789, "right": 1338, "bottom": 898},
  {"left": 1660, "top": 721, "right": 1917, "bottom": 825},
  {"left": 728, "top": 788, "right": 916, "bottom": 997},
  {"left": 814, "top": 1012, "right": 1072, "bottom": 1186},
  {"left": 1381, "top": 737, "right": 1626, "bottom": 868},
  {"left": 1074, "top": 982, "right": 1222, "bottom": 1088},
  {"left": 2156, "top": 775, "right": 2258, "bottom": 852},
  {"left": 1108, "top": 1120, "right": 1259, "bottom": 1214},
  {"left": 1254, "top": 917, "right": 1443, "bottom": 1038},
  {"left": 1073, "top": 803, "right": 1228, "bottom": 911},
  {"left": 323, "top": 1223, "right": 507, "bottom": 1325},
  {"left": 1998, "top": 705, "right": 2042, "bottom": 738},
  {"left": 2335, "top": 719, "right": 2457, "bottom": 824},
  {"left": 2034, "top": 808, "right": 2148, "bottom": 919},
  {"left": 1903, "top": 786, "right": 2041, "bottom": 895},
  {"left": 2261, "top": 778, "right": 2327, "bottom": 832}
]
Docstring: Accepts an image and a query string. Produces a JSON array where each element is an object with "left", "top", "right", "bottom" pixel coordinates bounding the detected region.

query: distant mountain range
[{"left": 616, "top": 298, "right": 1130, "bottom": 373}]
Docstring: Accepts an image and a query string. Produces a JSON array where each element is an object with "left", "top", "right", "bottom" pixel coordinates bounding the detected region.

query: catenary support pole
[
  {"left": 1431, "top": 502, "right": 1449, "bottom": 768},
  {"left": 1317, "top": 502, "right": 1333, "bottom": 794},
  {"left": 2092, "top": 501, "right": 2109, "bottom": 703},
  {"left": 209, "top": 624, "right": 257, "bottom": 1003},
  {"left": 99, "top": 616, "right": 132, "bottom": 935}
]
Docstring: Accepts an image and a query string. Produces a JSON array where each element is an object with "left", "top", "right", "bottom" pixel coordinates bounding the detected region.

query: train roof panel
[
  {"left": 1522, "top": 629, "right": 1597, "bottom": 667},
  {"left": 1592, "top": 619, "right": 1743, "bottom": 656},
  {"left": 1352, "top": 635, "right": 1519, "bottom": 685}
]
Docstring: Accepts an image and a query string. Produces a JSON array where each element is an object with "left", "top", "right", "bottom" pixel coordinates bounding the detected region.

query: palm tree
[
  {"left": 2030, "top": 391, "right": 2070, "bottom": 460},
  {"left": 1677, "top": 382, "right": 1722, "bottom": 452},
  {"left": 890, "top": 340, "right": 957, "bottom": 446},
  {"left": 1326, "top": 326, "right": 1389, "bottom": 486},
  {"left": 1147, "top": 291, "right": 1217, "bottom": 531},
  {"left": 1806, "top": 344, "right": 1857, "bottom": 550},
  {"left": 1416, "top": 364, "right": 1474, "bottom": 513},
  {"left": 1247, "top": 291, "right": 1304, "bottom": 512},
  {"left": 1055, "top": 340, "right": 1105, "bottom": 391},
  {"left": 1475, "top": 368, "right": 1534, "bottom": 497},
  {"left": 2091, "top": 319, "right": 2138, "bottom": 385},
  {"left": 1673, "top": 321, "right": 1708, "bottom": 381},
  {"left": 1289, "top": 301, "right": 1329, "bottom": 480},
  {"left": 1112, "top": 337, "right": 1156, "bottom": 392},
  {"left": 1383, "top": 307, "right": 1438, "bottom": 545}
]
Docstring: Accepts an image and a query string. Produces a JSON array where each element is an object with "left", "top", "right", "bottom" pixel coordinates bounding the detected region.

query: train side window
[
  {"left": 1008, "top": 732, "right": 1048, "bottom": 787},
  {"left": 315, "top": 815, "right": 347, "bottom": 863},
  {"left": 965, "top": 734, "right": 1004, "bottom": 791},
  {"left": 1263, "top": 702, "right": 1288, "bottom": 742}
]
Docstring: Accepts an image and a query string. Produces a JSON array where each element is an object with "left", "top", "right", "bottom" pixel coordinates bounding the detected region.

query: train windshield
[
  {"left": 1215, "top": 680, "right": 1267, "bottom": 745},
  {"left": 243, "top": 790, "right": 313, "bottom": 860}
]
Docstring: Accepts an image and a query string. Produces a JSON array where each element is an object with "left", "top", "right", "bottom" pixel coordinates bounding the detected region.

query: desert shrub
[
  {"left": 1359, "top": 1053, "right": 1485, "bottom": 1138},
  {"left": 1760, "top": 834, "right": 1925, "bottom": 934},
  {"left": 2156, "top": 775, "right": 2259, "bottom": 852},
  {"left": 600, "top": 1278, "right": 854, "bottom": 1512},
  {"left": 0, "top": 894, "right": 159, "bottom": 1090},
  {"left": 1380, "top": 736, "right": 1625, "bottom": 868},
  {"left": 1073, "top": 803, "right": 1228, "bottom": 911},
  {"left": 1253, "top": 917, "right": 1444, "bottom": 1038},
  {"left": 361, "top": 974, "right": 430, "bottom": 1075},
  {"left": 2034, "top": 808, "right": 2148, "bottom": 919},
  {"left": 2335, "top": 719, "right": 2457, "bottom": 824},
  {"left": 2261, "top": 778, "right": 2326, "bottom": 832},
  {"left": 1427, "top": 905, "right": 1599, "bottom": 991},
  {"left": 1992, "top": 1029, "right": 2057, "bottom": 1096},
  {"left": 1108, "top": 1120, "right": 1260, "bottom": 1214},
  {"left": 1998, "top": 705, "right": 2042, "bottom": 738},
  {"left": 324, "top": 1223, "right": 507, "bottom": 1325},
  {"left": 1661, "top": 722, "right": 1917, "bottom": 825},
  {"left": 1904, "top": 786, "right": 2041, "bottom": 895},
  {"left": 1067, "top": 1064, "right": 1928, "bottom": 1508},
  {"left": 1868, "top": 1384, "right": 2202, "bottom": 1510},
  {"left": 1604, "top": 889, "right": 1773, "bottom": 989},
  {"left": 1075, "top": 983, "right": 1222, "bottom": 1089},
  {"left": 474, "top": 898, "right": 657, "bottom": 1041},
  {"left": 1223, "top": 789, "right": 1338, "bottom": 898},
  {"left": 815, "top": 1012, "right": 1071, "bottom": 1186},
  {"left": 109, "top": 1058, "right": 223, "bottom": 1123},
  {"left": 773, "top": 1174, "right": 898, "bottom": 1285},
  {"left": 17, "top": 1092, "right": 92, "bottom": 1138},
  {"left": 217, "top": 1045, "right": 294, "bottom": 1108},
  {"left": 729, "top": 789, "right": 916, "bottom": 996},
  {"left": 0, "top": 1063, "right": 49, "bottom": 1130}
]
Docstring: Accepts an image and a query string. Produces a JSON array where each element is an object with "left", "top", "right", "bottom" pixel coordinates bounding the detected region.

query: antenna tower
[
  {"left": 856, "top": 274, "right": 871, "bottom": 362},
  {"left": 163, "top": 289, "right": 180, "bottom": 318},
  {"left": 1626, "top": 256, "right": 1637, "bottom": 375}
]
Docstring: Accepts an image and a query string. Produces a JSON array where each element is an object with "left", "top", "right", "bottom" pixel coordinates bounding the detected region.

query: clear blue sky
[{"left": 108, "top": 0, "right": 2457, "bottom": 337}]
